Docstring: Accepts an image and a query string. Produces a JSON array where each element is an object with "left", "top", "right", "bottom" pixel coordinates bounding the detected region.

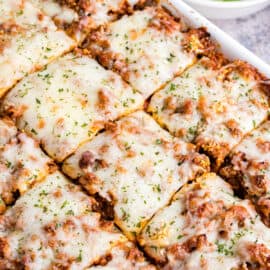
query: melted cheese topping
[
  {"left": 87, "top": 242, "right": 156, "bottom": 270},
  {"left": 0, "top": 118, "right": 17, "bottom": 212},
  {"left": 89, "top": 7, "right": 201, "bottom": 98},
  {"left": 221, "top": 120, "right": 270, "bottom": 195},
  {"left": 63, "top": 111, "right": 209, "bottom": 239},
  {"left": 0, "top": 118, "right": 53, "bottom": 213},
  {"left": 0, "top": 171, "right": 126, "bottom": 269},
  {"left": 2, "top": 53, "right": 143, "bottom": 162},
  {"left": 30, "top": 0, "right": 78, "bottom": 24},
  {"left": 0, "top": 0, "right": 75, "bottom": 96},
  {"left": 148, "top": 59, "right": 224, "bottom": 142},
  {"left": 139, "top": 173, "right": 270, "bottom": 269},
  {"left": 30, "top": 0, "right": 143, "bottom": 42},
  {"left": 0, "top": 1, "right": 269, "bottom": 268},
  {"left": 149, "top": 59, "right": 269, "bottom": 167},
  {"left": 0, "top": 117, "right": 17, "bottom": 147},
  {"left": 220, "top": 120, "right": 270, "bottom": 225}
]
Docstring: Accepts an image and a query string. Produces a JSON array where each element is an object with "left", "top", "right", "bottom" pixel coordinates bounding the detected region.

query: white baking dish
[
  {"left": 183, "top": 0, "right": 270, "bottom": 20},
  {"left": 161, "top": 0, "right": 270, "bottom": 78}
]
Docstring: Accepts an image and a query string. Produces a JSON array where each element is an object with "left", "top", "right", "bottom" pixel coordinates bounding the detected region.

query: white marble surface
[{"left": 213, "top": 5, "right": 270, "bottom": 64}]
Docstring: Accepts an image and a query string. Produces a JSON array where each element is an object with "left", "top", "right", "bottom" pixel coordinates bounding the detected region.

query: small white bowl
[{"left": 183, "top": 0, "right": 270, "bottom": 19}]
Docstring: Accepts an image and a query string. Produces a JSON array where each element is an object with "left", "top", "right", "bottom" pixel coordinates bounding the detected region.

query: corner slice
[
  {"left": 148, "top": 58, "right": 269, "bottom": 168},
  {"left": 220, "top": 120, "right": 270, "bottom": 226},
  {"left": 139, "top": 173, "right": 270, "bottom": 269},
  {"left": 30, "top": 0, "right": 149, "bottom": 42},
  {"left": 87, "top": 242, "right": 156, "bottom": 270},
  {"left": 63, "top": 111, "right": 209, "bottom": 239},
  {"left": 0, "top": 117, "right": 54, "bottom": 213},
  {"left": 2, "top": 52, "right": 143, "bottom": 162},
  {"left": 0, "top": 171, "right": 126, "bottom": 270},
  {"left": 0, "top": 0, "right": 75, "bottom": 96},
  {"left": 85, "top": 7, "right": 213, "bottom": 98}
]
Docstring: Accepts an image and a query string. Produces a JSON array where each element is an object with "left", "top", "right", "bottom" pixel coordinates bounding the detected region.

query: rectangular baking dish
[{"left": 161, "top": 0, "right": 270, "bottom": 78}]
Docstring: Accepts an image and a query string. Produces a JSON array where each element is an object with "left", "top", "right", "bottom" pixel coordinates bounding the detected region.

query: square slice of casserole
[
  {"left": 63, "top": 111, "right": 209, "bottom": 239},
  {"left": 0, "top": 171, "right": 128, "bottom": 270},
  {"left": 0, "top": 117, "right": 54, "bottom": 213},
  {"left": 86, "top": 7, "right": 212, "bottom": 98},
  {"left": 0, "top": 0, "right": 75, "bottom": 96},
  {"left": 2, "top": 52, "right": 143, "bottom": 162},
  {"left": 148, "top": 57, "right": 269, "bottom": 168},
  {"left": 139, "top": 173, "right": 270, "bottom": 269}
]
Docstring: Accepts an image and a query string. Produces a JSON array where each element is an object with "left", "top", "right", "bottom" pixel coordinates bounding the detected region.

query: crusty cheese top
[
  {"left": 149, "top": 58, "right": 269, "bottom": 167},
  {"left": 148, "top": 58, "right": 225, "bottom": 142},
  {"left": 30, "top": 0, "right": 78, "bottom": 26},
  {"left": 0, "top": 117, "right": 53, "bottom": 214},
  {"left": 30, "top": 0, "right": 145, "bottom": 42},
  {"left": 63, "top": 111, "right": 209, "bottom": 239},
  {"left": 195, "top": 62, "right": 269, "bottom": 168},
  {"left": 139, "top": 173, "right": 270, "bottom": 269},
  {"left": 1, "top": 1, "right": 270, "bottom": 268},
  {"left": 0, "top": 171, "right": 126, "bottom": 270},
  {"left": 87, "top": 242, "right": 156, "bottom": 270},
  {"left": 0, "top": 0, "right": 74, "bottom": 95},
  {"left": 2, "top": 53, "right": 143, "bottom": 162},
  {"left": 88, "top": 7, "right": 208, "bottom": 98},
  {"left": 0, "top": 117, "right": 17, "bottom": 147},
  {"left": 221, "top": 120, "right": 270, "bottom": 196},
  {"left": 0, "top": 117, "right": 17, "bottom": 213},
  {"left": 220, "top": 120, "right": 270, "bottom": 225}
]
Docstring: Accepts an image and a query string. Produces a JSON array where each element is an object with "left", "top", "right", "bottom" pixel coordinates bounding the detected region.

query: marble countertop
[{"left": 213, "top": 6, "right": 270, "bottom": 64}]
